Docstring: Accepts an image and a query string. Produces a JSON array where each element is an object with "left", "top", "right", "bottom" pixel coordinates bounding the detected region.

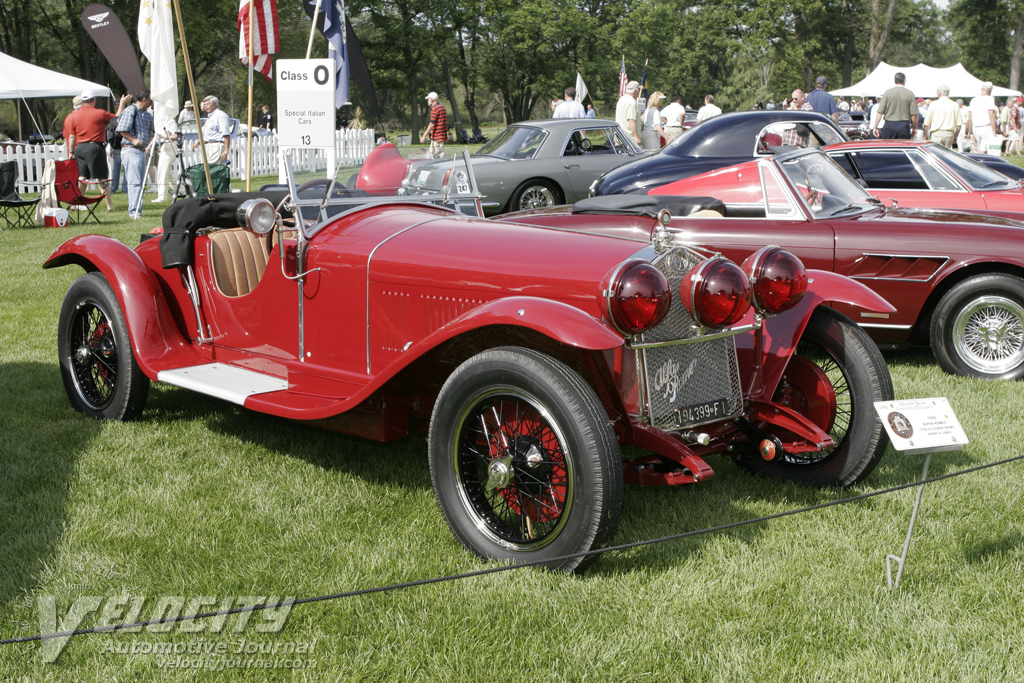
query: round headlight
[
  {"left": 236, "top": 198, "right": 277, "bottom": 235},
  {"left": 742, "top": 246, "right": 808, "bottom": 315},
  {"left": 604, "top": 260, "right": 672, "bottom": 334},
  {"left": 683, "top": 256, "right": 752, "bottom": 329}
]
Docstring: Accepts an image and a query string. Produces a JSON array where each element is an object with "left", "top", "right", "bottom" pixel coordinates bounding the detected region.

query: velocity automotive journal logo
[{"left": 37, "top": 594, "right": 295, "bottom": 663}]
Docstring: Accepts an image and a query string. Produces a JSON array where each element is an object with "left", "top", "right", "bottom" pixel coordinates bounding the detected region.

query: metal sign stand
[{"left": 885, "top": 452, "right": 931, "bottom": 590}]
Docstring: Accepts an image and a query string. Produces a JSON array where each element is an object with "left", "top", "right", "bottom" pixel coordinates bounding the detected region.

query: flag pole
[
  {"left": 306, "top": 0, "right": 323, "bottom": 59},
  {"left": 171, "top": 0, "right": 212, "bottom": 196},
  {"left": 246, "top": 0, "right": 254, "bottom": 191}
]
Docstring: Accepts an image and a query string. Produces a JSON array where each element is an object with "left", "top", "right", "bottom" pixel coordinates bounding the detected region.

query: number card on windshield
[
  {"left": 276, "top": 59, "right": 335, "bottom": 149},
  {"left": 873, "top": 397, "right": 968, "bottom": 455}
]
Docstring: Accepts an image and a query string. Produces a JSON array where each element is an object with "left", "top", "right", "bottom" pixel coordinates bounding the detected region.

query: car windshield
[
  {"left": 476, "top": 125, "right": 548, "bottom": 160},
  {"left": 928, "top": 143, "right": 1018, "bottom": 190},
  {"left": 284, "top": 145, "right": 483, "bottom": 238},
  {"left": 776, "top": 151, "right": 880, "bottom": 218}
]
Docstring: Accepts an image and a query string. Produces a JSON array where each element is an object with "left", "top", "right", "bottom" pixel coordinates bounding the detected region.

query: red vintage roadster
[{"left": 45, "top": 149, "right": 894, "bottom": 571}]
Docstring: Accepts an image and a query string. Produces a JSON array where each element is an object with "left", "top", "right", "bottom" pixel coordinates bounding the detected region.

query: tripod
[{"left": 170, "top": 138, "right": 196, "bottom": 203}]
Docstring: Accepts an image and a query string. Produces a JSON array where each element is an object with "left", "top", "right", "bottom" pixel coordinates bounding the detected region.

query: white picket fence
[{"left": 0, "top": 128, "right": 376, "bottom": 192}]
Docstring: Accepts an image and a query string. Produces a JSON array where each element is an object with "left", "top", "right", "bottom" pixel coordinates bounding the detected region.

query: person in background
[
  {"left": 66, "top": 89, "right": 131, "bottom": 213},
  {"left": 659, "top": 94, "right": 685, "bottom": 143},
  {"left": 585, "top": 104, "right": 596, "bottom": 118},
  {"left": 640, "top": 91, "right": 666, "bottom": 150},
  {"left": 420, "top": 91, "right": 448, "bottom": 159},
  {"left": 192, "top": 95, "right": 231, "bottom": 165},
  {"left": 260, "top": 104, "right": 273, "bottom": 130},
  {"left": 967, "top": 82, "right": 999, "bottom": 154},
  {"left": 806, "top": 76, "right": 838, "bottom": 123},
  {"left": 116, "top": 89, "right": 154, "bottom": 219},
  {"left": 553, "top": 87, "right": 586, "bottom": 118},
  {"left": 696, "top": 94, "right": 721, "bottom": 122},
  {"left": 151, "top": 118, "right": 180, "bottom": 203},
  {"left": 924, "top": 85, "right": 959, "bottom": 149},
  {"left": 62, "top": 95, "right": 83, "bottom": 157},
  {"left": 615, "top": 80, "right": 642, "bottom": 145},
  {"left": 177, "top": 100, "right": 195, "bottom": 125},
  {"left": 873, "top": 72, "right": 918, "bottom": 139}
]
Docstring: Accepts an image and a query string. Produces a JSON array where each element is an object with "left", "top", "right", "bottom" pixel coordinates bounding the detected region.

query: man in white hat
[
  {"left": 420, "top": 92, "right": 448, "bottom": 158},
  {"left": 178, "top": 100, "right": 195, "bottom": 125},
  {"left": 615, "top": 80, "right": 642, "bottom": 145},
  {"left": 66, "top": 89, "right": 131, "bottom": 212}
]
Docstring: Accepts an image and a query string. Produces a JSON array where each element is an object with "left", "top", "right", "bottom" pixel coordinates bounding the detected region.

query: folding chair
[
  {"left": 53, "top": 159, "right": 105, "bottom": 224},
  {"left": 0, "top": 160, "right": 39, "bottom": 230}
]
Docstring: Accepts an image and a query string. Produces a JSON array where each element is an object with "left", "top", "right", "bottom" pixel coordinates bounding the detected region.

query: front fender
[
  {"left": 45, "top": 235, "right": 205, "bottom": 378},
  {"left": 739, "top": 269, "right": 895, "bottom": 396}
]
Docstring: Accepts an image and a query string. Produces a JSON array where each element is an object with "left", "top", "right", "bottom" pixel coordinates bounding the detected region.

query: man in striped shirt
[{"left": 421, "top": 92, "right": 448, "bottom": 159}]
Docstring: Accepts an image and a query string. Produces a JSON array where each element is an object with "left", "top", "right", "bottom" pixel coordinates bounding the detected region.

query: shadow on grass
[
  {"left": 0, "top": 362, "right": 102, "bottom": 611},
  {"left": 144, "top": 384, "right": 431, "bottom": 489}
]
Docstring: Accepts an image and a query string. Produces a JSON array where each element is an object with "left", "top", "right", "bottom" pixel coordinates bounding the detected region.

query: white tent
[
  {"left": 830, "top": 62, "right": 1021, "bottom": 99},
  {"left": 0, "top": 51, "right": 111, "bottom": 100}
]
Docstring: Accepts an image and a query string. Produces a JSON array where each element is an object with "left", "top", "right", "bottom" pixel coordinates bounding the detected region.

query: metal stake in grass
[{"left": 886, "top": 453, "right": 931, "bottom": 590}]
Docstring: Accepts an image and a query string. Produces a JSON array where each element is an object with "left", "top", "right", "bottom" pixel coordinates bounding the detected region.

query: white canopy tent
[
  {"left": 0, "top": 51, "right": 111, "bottom": 100},
  {"left": 830, "top": 62, "right": 1022, "bottom": 100},
  {"left": 0, "top": 51, "right": 112, "bottom": 140}
]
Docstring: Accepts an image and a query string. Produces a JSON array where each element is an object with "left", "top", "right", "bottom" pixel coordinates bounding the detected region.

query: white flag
[
  {"left": 139, "top": 0, "right": 179, "bottom": 131},
  {"left": 576, "top": 72, "right": 588, "bottom": 104}
]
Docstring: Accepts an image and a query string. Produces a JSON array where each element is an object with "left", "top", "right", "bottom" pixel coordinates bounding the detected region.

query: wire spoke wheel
[
  {"left": 952, "top": 295, "right": 1024, "bottom": 375},
  {"left": 429, "top": 347, "right": 621, "bottom": 571},
  {"left": 67, "top": 301, "right": 119, "bottom": 410},
  {"left": 455, "top": 390, "right": 572, "bottom": 548},
  {"left": 58, "top": 273, "right": 149, "bottom": 420},
  {"left": 740, "top": 308, "right": 892, "bottom": 487}
]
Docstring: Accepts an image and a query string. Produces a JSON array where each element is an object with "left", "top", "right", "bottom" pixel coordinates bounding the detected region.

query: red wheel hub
[{"left": 774, "top": 356, "right": 837, "bottom": 433}]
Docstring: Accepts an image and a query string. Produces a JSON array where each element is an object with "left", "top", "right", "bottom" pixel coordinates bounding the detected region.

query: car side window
[
  {"left": 760, "top": 166, "right": 800, "bottom": 218},
  {"left": 907, "top": 150, "right": 959, "bottom": 190},
  {"left": 830, "top": 153, "right": 858, "bottom": 177},
  {"left": 757, "top": 123, "right": 813, "bottom": 153},
  {"left": 851, "top": 151, "right": 928, "bottom": 189},
  {"left": 563, "top": 131, "right": 584, "bottom": 156}
]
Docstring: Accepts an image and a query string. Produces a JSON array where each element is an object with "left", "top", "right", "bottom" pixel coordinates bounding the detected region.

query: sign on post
[
  {"left": 276, "top": 58, "right": 335, "bottom": 149},
  {"left": 873, "top": 397, "right": 968, "bottom": 455}
]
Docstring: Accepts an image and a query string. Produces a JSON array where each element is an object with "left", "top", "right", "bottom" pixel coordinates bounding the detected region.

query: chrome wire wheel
[
  {"left": 518, "top": 185, "right": 556, "bottom": 210},
  {"left": 452, "top": 387, "right": 573, "bottom": 551},
  {"left": 952, "top": 295, "right": 1024, "bottom": 375},
  {"left": 67, "top": 300, "right": 118, "bottom": 411}
]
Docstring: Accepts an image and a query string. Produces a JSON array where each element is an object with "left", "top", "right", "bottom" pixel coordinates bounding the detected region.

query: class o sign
[{"left": 276, "top": 58, "right": 335, "bottom": 149}]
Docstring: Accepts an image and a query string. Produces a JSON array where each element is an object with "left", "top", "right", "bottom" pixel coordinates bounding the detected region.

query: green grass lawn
[{"left": 1, "top": 181, "right": 1024, "bottom": 681}]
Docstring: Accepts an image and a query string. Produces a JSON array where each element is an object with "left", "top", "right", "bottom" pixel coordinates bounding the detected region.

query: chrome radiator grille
[{"left": 636, "top": 248, "right": 744, "bottom": 430}]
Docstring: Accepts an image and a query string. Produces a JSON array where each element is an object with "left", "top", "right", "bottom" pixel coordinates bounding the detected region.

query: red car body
[{"left": 45, "top": 152, "right": 894, "bottom": 571}]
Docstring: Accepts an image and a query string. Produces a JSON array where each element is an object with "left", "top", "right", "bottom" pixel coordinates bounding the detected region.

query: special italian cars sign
[{"left": 275, "top": 58, "right": 335, "bottom": 149}]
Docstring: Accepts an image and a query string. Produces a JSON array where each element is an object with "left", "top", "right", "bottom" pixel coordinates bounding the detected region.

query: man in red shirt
[
  {"left": 420, "top": 91, "right": 448, "bottom": 159},
  {"left": 66, "top": 89, "right": 131, "bottom": 211}
]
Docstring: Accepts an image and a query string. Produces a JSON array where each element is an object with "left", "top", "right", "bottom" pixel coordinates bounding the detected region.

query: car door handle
[{"left": 564, "top": 164, "right": 580, "bottom": 170}]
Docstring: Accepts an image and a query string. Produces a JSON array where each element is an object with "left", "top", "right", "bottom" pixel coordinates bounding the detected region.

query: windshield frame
[
  {"left": 475, "top": 124, "right": 549, "bottom": 160},
  {"left": 774, "top": 148, "right": 881, "bottom": 220},
  {"left": 927, "top": 143, "right": 1019, "bottom": 191}
]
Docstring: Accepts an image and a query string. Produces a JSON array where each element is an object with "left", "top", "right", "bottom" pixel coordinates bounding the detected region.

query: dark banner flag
[{"left": 81, "top": 4, "right": 145, "bottom": 95}]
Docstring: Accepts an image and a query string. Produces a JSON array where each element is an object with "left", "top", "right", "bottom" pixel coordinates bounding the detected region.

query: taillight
[
  {"left": 604, "top": 260, "right": 671, "bottom": 334},
  {"left": 742, "top": 246, "right": 808, "bottom": 315},
  {"left": 683, "top": 257, "right": 752, "bottom": 329}
]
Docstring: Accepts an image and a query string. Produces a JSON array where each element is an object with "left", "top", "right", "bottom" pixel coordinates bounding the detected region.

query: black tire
[
  {"left": 508, "top": 180, "right": 563, "bottom": 213},
  {"left": 428, "top": 347, "right": 622, "bottom": 572},
  {"left": 740, "top": 307, "right": 893, "bottom": 487},
  {"left": 930, "top": 273, "right": 1024, "bottom": 380},
  {"left": 58, "top": 272, "right": 149, "bottom": 420}
]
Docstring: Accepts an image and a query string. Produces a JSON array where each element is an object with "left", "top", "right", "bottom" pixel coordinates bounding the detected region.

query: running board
[{"left": 157, "top": 363, "right": 289, "bottom": 406}]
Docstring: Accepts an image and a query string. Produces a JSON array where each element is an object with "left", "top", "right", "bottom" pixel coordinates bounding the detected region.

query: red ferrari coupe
[{"left": 825, "top": 139, "right": 1024, "bottom": 217}]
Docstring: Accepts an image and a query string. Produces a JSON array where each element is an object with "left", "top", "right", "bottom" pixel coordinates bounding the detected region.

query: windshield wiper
[{"left": 827, "top": 202, "right": 875, "bottom": 217}]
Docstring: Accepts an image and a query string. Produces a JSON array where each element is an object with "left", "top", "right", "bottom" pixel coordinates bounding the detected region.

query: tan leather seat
[
  {"left": 208, "top": 228, "right": 271, "bottom": 297},
  {"left": 690, "top": 209, "right": 724, "bottom": 218}
]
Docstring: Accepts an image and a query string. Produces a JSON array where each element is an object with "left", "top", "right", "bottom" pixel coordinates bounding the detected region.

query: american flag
[
  {"left": 618, "top": 56, "right": 628, "bottom": 97},
  {"left": 238, "top": 0, "right": 279, "bottom": 81}
]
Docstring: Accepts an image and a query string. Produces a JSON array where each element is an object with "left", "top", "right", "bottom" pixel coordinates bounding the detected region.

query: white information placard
[
  {"left": 275, "top": 59, "right": 335, "bottom": 149},
  {"left": 873, "top": 397, "right": 968, "bottom": 455}
]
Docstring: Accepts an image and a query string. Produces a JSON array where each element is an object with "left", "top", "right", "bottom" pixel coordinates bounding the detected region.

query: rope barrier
[{"left": 3, "top": 452, "right": 1022, "bottom": 647}]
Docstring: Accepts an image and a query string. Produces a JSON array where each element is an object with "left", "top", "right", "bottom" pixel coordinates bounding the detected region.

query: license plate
[{"left": 673, "top": 399, "right": 729, "bottom": 427}]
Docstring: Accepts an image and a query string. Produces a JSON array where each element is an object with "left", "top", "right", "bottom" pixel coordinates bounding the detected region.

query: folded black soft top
[
  {"left": 571, "top": 194, "right": 725, "bottom": 218},
  {"left": 159, "top": 191, "right": 290, "bottom": 268}
]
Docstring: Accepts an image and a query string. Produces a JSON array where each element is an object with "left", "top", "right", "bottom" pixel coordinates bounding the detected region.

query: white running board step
[{"left": 158, "top": 363, "right": 288, "bottom": 406}]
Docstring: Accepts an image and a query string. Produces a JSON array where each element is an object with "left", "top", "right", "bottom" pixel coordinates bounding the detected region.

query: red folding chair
[{"left": 54, "top": 159, "right": 105, "bottom": 224}]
